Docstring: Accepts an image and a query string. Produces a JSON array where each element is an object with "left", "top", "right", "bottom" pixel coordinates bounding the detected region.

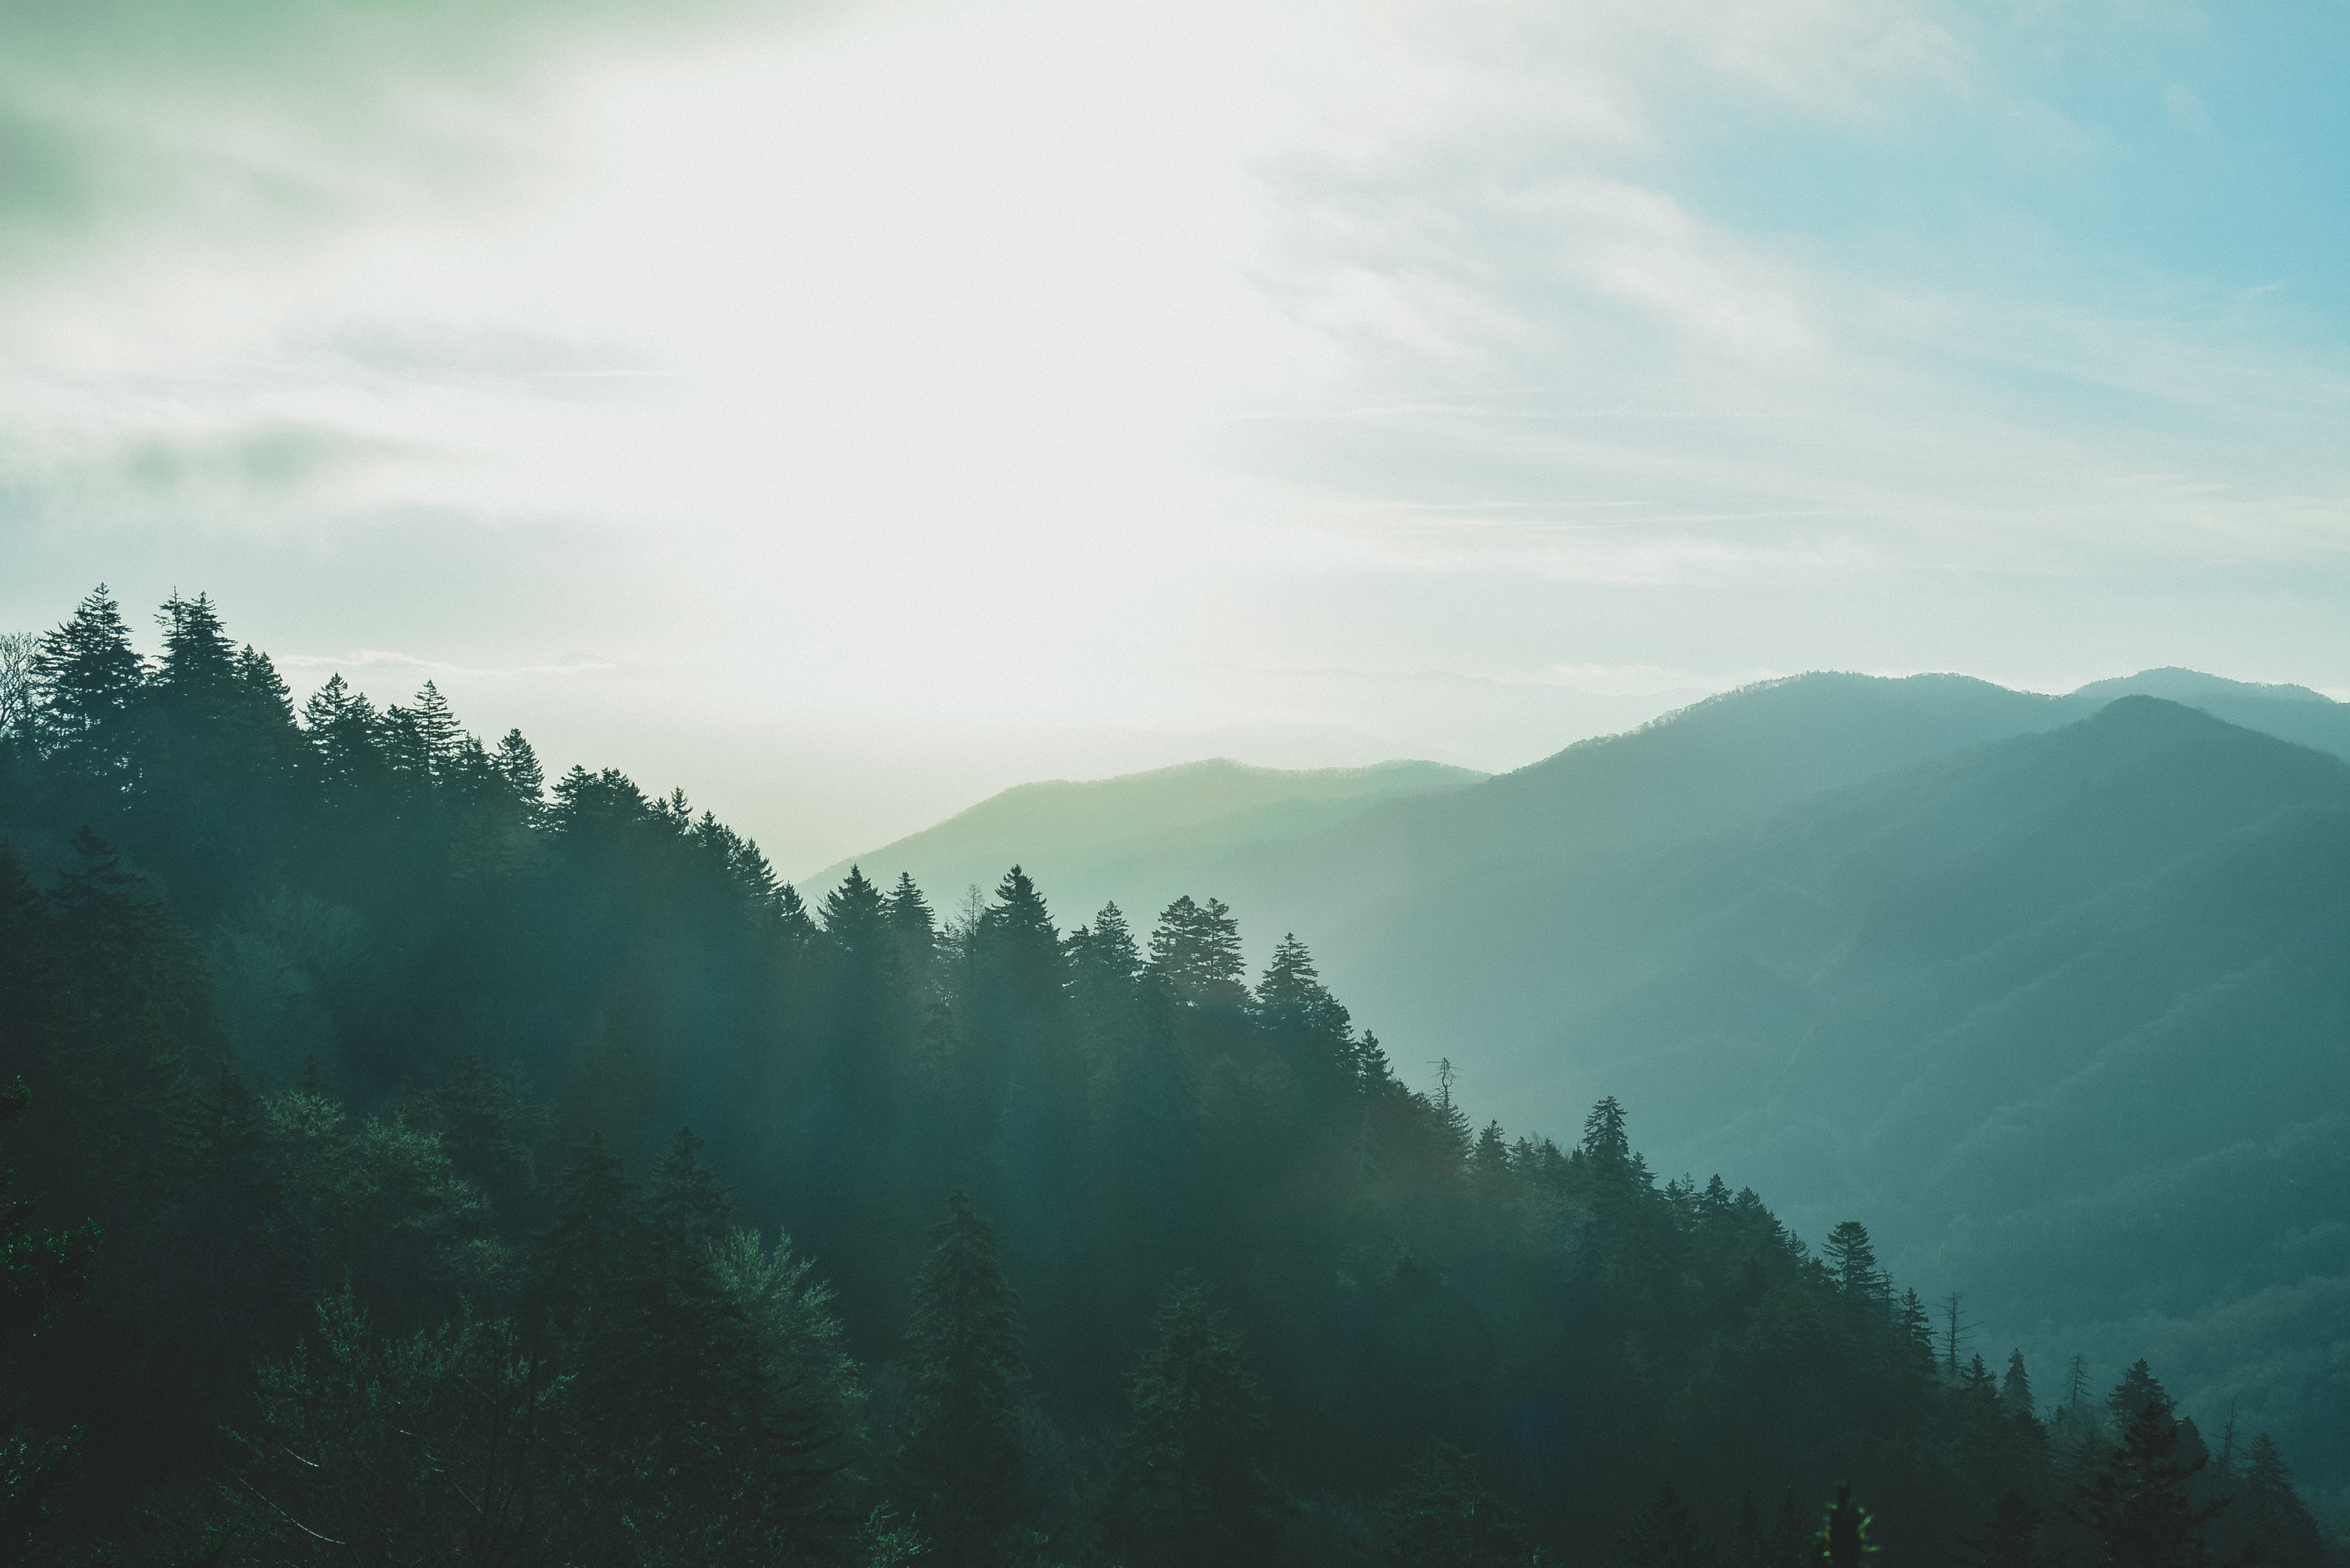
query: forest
[{"left": 0, "top": 586, "right": 2339, "bottom": 1568}]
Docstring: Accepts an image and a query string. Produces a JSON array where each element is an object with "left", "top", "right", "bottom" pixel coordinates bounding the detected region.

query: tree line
[{"left": 0, "top": 586, "right": 2336, "bottom": 1567}]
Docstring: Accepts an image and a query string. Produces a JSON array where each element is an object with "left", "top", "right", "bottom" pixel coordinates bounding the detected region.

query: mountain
[
  {"left": 805, "top": 670, "right": 2350, "bottom": 1509},
  {"left": 1421, "top": 698, "right": 2350, "bottom": 1502},
  {"left": 803, "top": 755, "right": 1485, "bottom": 920}
]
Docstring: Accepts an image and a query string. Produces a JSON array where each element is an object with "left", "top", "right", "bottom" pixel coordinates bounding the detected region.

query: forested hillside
[
  {"left": 0, "top": 587, "right": 2339, "bottom": 1567},
  {"left": 833, "top": 671, "right": 2350, "bottom": 1516}
]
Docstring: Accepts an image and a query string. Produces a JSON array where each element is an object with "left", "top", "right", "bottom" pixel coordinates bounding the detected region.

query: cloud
[
  {"left": 0, "top": 0, "right": 820, "bottom": 266},
  {"left": 5, "top": 422, "right": 441, "bottom": 514}
]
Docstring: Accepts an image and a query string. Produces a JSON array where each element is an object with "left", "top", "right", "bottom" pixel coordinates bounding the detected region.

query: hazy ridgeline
[{"left": 1, "top": 588, "right": 2340, "bottom": 1568}]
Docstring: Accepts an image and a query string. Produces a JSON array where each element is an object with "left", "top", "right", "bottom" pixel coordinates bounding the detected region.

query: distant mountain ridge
[
  {"left": 803, "top": 668, "right": 2350, "bottom": 1509},
  {"left": 804, "top": 755, "right": 1485, "bottom": 919}
]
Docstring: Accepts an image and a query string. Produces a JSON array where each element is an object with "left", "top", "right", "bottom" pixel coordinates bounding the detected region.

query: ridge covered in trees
[{"left": 0, "top": 587, "right": 2337, "bottom": 1566}]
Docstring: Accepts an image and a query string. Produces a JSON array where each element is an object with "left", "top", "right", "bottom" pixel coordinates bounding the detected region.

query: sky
[{"left": 2, "top": 0, "right": 2345, "bottom": 875}]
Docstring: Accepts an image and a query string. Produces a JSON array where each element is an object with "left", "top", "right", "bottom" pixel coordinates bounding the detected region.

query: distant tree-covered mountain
[
  {"left": 825, "top": 670, "right": 2350, "bottom": 1520},
  {"left": 6, "top": 586, "right": 2337, "bottom": 1565},
  {"left": 804, "top": 755, "right": 1487, "bottom": 919}
]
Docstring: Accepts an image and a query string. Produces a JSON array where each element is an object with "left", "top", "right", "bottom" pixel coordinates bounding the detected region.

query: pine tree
[
  {"left": 2002, "top": 1351, "right": 2036, "bottom": 1422},
  {"left": 153, "top": 591, "right": 237, "bottom": 714},
  {"left": 884, "top": 872, "right": 938, "bottom": 980},
  {"left": 2066, "top": 1381, "right": 2228, "bottom": 1568},
  {"left": 2237, "top": 1434, "right": 2326, "bottom": 1568},
  {"left": 650, "top": 1126, "right": 736, "bottom": 1246},
  {"left": 1605, "top": 1480, "right": 1718, "bottom": 1568},
  {"left": 409, "top": 680, "right": 464, "bottom": 782},
  {"left": 1953, "top": 1490, "right": 2054, "bottom": 1568},
  {"left": 30, "top": 584, "right": 146, "bottom": 800},
  {"left": 903, "top": 1190, "right": 1026, "bottom": 1568},
  {"left": 1386, "top": 1442, "right": 1529, "bottom": 1567},
  {"left": 1583, "top": 1096, "right": 1632, "bottom": 1171},
  {"left": 0, "top": 1079, "right": 102, "bottom": 1561},
  {"left": 2107, "top": 1359, "right": 2172, "bottom": 1427},
  {"left": 1110, "top": 1271, "right": 1283, "bottom": 1567},
  {"left": 303, "top": 673, "right": 384, "bottom": 802},
  {"left": 1256, "top": 933, "right": 1323, "bottom": 1011},
  {"left": 1823, "top": 1220, "right": 1884, "bottom": 1304},
  {"left": 1146, "top": 894, "right": 1248, "bottom": 1008},
  {"left": 1761, "top": 1489, "right": 1812, "bottom": 1568},
  {"left": 490, "top": 728, "right": 545, "bottom": 808},
  {"left": 1818, "top": 1483, "right": 1876, "bottom": 1568}
]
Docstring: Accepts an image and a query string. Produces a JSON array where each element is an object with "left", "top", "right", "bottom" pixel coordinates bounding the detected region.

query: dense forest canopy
[{"left": 0, "top": 586, "right": 2338, "bottom": 1567}]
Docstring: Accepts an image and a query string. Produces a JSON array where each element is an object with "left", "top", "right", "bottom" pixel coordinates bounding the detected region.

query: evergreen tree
[
  {"left": 2067, "top": 1382, "right": 2229, "bottom": 1568},
  {"left": 1256, "top": 933, "right": 1324, "bottom": 1011},
  {"left": 1146, "top": 894, "right": 1248, "bottom": 1008},
  {"left": 1823, "top": 1220, "right": 1884, "bottom": 1303},
  {"left": 1953, "top": 1491, "right": 2054, "bottom": 1568},
  {"left": 1, "top": 1079, "right": 102, "bottom": 1561},
  {"left": 902, "top": 1190, "right": 1026, "bottom": 1568},
  {"left": 1605, "top": 1481, "right": 1717, "bottom": 1568},
  {"left": 1386, "top": 1442, "right": 1530, "bottom": 1568},
  {"left": 2236, "top": 1434, "right": 2326, "bottom": 1568},
  {"left": 2002, "top": 1351, "right": 2037, "bottom": 1422},
  {"left": 490, "top": 728, "right": 545, "bottom": 806},
  {"left": 1818, "top": 1483, "right": 1876, "bottom": 1568},
  {"left": 884, "top": 872, "right": 938, "bottom": 980},
  {"left": 1110, "top": 1271, "right": 1283, "bottom": 1567},
  {"left": 650, "top": 1126, "right": 736, "bottom": 1247},
  {"left": 30, "top": 585, "right": 146, "bottom": 800}
]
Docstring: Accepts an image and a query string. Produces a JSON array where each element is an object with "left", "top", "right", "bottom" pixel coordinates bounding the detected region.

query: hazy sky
[{"left": 3, "top": 0, "right": 2345, "bottom": 875}]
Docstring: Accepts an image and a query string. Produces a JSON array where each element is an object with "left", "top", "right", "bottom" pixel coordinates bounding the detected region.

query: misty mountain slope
[
  {"left": 805, "top": 756, "right": 1484, "bottom": 917},
  {"left": 1042, "top": 672, "right": 2084, "bottom": 983},
  {"left": 2061, "top": 667, "right": 2350, "bottom": 762},
  {"left": 1399, "top": 700, "right": 2350, "bottom": 1492}
]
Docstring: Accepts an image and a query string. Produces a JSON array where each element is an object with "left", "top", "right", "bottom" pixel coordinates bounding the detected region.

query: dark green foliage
[
  {"left": 902, "top": 1191, "right": 1025, "bottom": 1568},
  {"left": 1109, "top": 1271, "right": 1284, "bottom": 1567},
  {"left": 1954, "top": 1491, "right": 2058, "bottom": 1568},
  {"left": 1607, "top": 1481, "right": 1718, "bottom": 1568},
  {"left": 2067, "top": 1374, "right": 2229, "bottom": 1568},
  {"left": 1817, "top": 1483, "right": 1874, "bottom": 1568},
  {"left": 0, "top": 587, "right": 2337, "bottom": 1568},
  {"left": 1, "top": 1080, "right": 101, "bottom": 1562},
  {"left": 1386, "top": 1442, "right": 1531, "bottom": 1567}
]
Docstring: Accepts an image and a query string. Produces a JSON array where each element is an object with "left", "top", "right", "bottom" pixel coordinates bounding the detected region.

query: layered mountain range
[{"left": 818, "top": 670, "right": 2350, "bottom": 1509}]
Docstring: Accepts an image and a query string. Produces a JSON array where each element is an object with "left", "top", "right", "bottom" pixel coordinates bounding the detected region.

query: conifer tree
[
  {"left": 1761, "top": 1489, "right": 1812, "bottom": 1568},
  {"left": 1953, "top": 1490, "right": 2053, "bottom": 1568},
  {"left": 884, "top": 872, "right": 937, "bottom": 979},
  {"left": 650, "top": 1126, "right": 736, "bottom": 1246},
  {"left": 1146, "top": 894, "right": 1248, "bottom": 1008},
  {"left": 1818, "top": 1483, "right": 1876, "bottom": 1568},
  {"left": 903, "top": 1190, "right": 1026, "bottom": 1568},
  {"left": 1386, "top": 1442, "right": 1529, "bottom": 1568},
  {"left": 2002, "top": 1351, "right": 2036, "bottom": 1422},
  {"left": 30, "top": 585, "right": 146, "bottom": 800},
  {"left": 2238, "top": 1433, "right": 2327, "bottom": 1568},
  {"left": 490, "top": 728, "right": 545, "bottom": 808},
  {"left": 1110, "top": 1271, "right": 1283, "bottom": 1567},
  {"left": 0, "top": 1079, "right": 102, "bottom": 1561},
  {"left": 2066, "top": 1380, "right": 2229, "bottom": 1568},
  {"left": 1823, "top": 1221, "right": 1884, "bottom": 1304},
  {"left": 1605, "top": 1481, "right": 1717, "bottom": 1568}
]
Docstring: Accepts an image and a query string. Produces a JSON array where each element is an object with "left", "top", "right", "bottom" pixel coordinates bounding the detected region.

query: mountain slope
[
  {"left": 804, "top": 756, "right": 1485, "bottom": 918},
  {"left": 1419, "top": 700, "right": 2350, "bottom": 1502}
]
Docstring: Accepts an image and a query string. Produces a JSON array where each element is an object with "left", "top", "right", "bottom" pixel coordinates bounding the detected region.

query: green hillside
[
  {"left": 811, "top": 672, "right": 2350, "bottom": 1515},
  {"left": 1360, "top": 699, "right": 2350, "bottom": 1508}
]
